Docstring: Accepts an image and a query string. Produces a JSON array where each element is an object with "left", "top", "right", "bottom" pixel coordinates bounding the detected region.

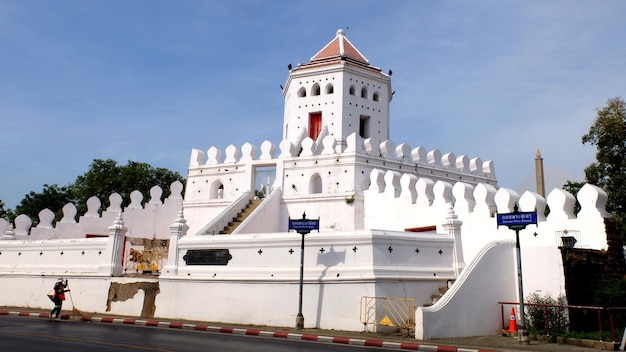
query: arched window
[
  {"left": 325, "top": 84, "right": 334, "bottom": 94},
  {"left": 361, "top": 87, "right": 368, "bottom": 99},
  {"left": 210, "top": 181, "right": 224, "bottom": 199},
  {"left": 309, "top": 174, "right": 322, "bottom": 194},
  {"left": 312, "top": 83, "right": 321, "bottom": 96},
  {"left": 298, "top": 87, "right": 306, "bottom": 98},
  {"left": 349, "top": 86, "right": 356, "bottom": 95},
  {"left": 373, "top": 92, "right": 380, "bottom": 102}
]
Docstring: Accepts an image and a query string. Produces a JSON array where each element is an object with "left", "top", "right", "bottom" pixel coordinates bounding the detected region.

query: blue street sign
[
  {"left": 497, "top": 211, "right": 537, "bottom": 227},
  {"left": 289, "top": 219, "right": 320, "bottom": 231}
]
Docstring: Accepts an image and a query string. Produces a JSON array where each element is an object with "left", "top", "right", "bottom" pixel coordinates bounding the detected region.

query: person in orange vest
[{"left": 50, "top": 278, "right": 70, "bottom": 320}]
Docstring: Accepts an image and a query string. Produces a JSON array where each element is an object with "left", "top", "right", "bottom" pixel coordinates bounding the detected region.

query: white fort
[{"left": 0, "top": 30, "right": 611, "bottom": 339}]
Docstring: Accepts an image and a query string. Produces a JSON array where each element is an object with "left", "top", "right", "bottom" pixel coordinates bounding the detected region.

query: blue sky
[{"left": 1, "top": 1, "right": 625, "bottom": 209}]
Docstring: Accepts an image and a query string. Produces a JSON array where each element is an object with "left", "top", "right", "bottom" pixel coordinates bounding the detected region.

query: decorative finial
[
  {"left": 446, "top": 203, "right": 459, "bottom": 220},
  {"left": 169, "top": 208, "right": 188, "bottom": 237},
  {"left": 3, "top": 224, "right": 15, "bottom": 240},
  {"left": 108, "top": 212, "right": 126, "bottom": 236},
  {"left": 111, "top": 212, "right": 125, "bottom": 231},
  {"left": 175, "top": 209, "right": 187, "bottom": 226}
]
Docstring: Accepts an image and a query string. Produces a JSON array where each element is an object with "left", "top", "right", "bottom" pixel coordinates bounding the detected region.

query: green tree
[
  {"left": 0, "top": 199, "right": 12, "bottom": 221},
  {"left": 14, "top": 184, "right": 74, "bottom": 225},
  {"left": 12, "top": 159, "right": 185, "bottom": 223},
  {"left": 581, "top": 97, "right": 626, "bottom": 234},
  {"left": 71, "top": 159, "right": 123, "bottom": 209},
  {"left": 0, "top": 199, "right": 5, "bottom": 219},
  {"left": 562, "top": 180, "right": 585, "bottom": 214},
  {"left": 70, "top": 159, "right": 185, "bottom": 213}
]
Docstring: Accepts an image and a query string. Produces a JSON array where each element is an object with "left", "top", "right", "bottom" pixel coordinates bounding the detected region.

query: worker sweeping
[{"left": 50, "top": 278, "right": 70, "bottom": 320}]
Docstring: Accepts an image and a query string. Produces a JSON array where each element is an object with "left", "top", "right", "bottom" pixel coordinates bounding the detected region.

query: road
[{"left": 0, "top": 315, "right": 395, "bottom": 352}]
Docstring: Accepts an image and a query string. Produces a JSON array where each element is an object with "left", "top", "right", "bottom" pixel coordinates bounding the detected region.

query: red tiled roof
[{"left": 310, "top": 29, "right": 369, "bottom": 65}]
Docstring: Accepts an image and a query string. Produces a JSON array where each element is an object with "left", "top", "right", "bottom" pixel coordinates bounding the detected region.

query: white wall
[
  {"left": 156, "top": 229, "right": 457, "bottom": 330},
  {"left": 183, "top": 135, "right": 496, "bottom": 236},
  {"left": 233, "top": 189, "right": 283, "bottom": 234},
  {"left": 0, "top": 236, "right": 120, "bottom": 276},
  {"left": 8, "top": 182, "right": 184, "bottom": 241},
  {"left": 363, "top": 172, "right": 610, "bottom": 300},
  {"left": 415, "top": 241, "right": 518, "bottom": 339}
]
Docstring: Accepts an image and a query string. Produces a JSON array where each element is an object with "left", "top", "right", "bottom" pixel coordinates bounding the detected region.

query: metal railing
[
  {"left": 360, "top": 296, "right": 415, "bottom": 333},
  {"left": 500, "top": 301, "right": 626, "bottom": 342}
]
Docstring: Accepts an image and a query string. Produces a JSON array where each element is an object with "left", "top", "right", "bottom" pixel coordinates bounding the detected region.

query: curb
[{"left": 0, "top": 309, "right": 498, "bottom": 352}]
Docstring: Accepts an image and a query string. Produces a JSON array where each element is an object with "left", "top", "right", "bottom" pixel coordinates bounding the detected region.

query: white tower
[{"left": 282, "top": 29, "right": 392, "bottom": 151}]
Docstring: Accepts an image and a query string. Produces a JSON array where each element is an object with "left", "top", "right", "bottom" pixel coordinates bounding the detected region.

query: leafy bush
[{"left": 525, "top": 293, "right": 569, "bottom": 335}]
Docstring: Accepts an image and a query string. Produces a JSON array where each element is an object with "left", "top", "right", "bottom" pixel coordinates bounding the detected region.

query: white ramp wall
[{"left": 415, "top": 240, "right": 517, "bottom": 340}]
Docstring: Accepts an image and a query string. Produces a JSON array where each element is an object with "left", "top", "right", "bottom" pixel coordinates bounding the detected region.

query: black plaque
[{"left": 183, "top": 249, "right": 232, "bottom": 265}]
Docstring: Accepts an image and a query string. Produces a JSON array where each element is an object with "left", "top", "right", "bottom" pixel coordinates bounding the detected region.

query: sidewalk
[{"left": 0, "top": 307, "right": 610, "bottom": 352}]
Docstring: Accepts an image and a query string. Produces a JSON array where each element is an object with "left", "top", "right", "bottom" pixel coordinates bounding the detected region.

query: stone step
[
  {"left": 423, "top": 280, "right": 455, "bottom": 307},
  {"left": 221, "top": 198, "right": 264, "bottom": 234}
]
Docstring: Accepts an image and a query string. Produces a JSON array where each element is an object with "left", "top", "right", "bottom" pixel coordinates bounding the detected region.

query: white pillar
[
  {"left": 441, "top": 203, "right": 464, "bottom": 276},
  {"left": 163, "top": 209, "right": 189, "bottom": 276},
  {"left": 106, "top": 213, "right": 127, "bottom": 277}
]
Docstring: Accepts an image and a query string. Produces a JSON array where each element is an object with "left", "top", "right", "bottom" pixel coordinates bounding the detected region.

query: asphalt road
[{"left": 0, "top": 315, "right": 396, "bottom": 352}]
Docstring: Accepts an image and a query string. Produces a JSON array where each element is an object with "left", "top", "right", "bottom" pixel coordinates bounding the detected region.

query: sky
[{"left": 1, "top": 0, "right": 625, "bottom": 209}]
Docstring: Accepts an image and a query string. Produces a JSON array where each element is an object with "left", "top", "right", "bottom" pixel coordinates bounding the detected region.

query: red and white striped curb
[{"left": 0, "top": 310, "right": 498, "bottom": 352}]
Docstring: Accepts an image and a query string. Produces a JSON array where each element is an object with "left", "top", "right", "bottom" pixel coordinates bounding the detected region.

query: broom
[{"left": 66, "top": 281, "right": 92, "bottom": 321}]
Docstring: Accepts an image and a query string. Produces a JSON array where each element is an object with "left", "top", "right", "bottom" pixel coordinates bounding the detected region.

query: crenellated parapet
[
  {"left": 189, "top": 133, "right": 495, "bottom": 178},
  {"left": 363, "top": 168, "right": 610, "bottom": 261},
  {"left": 2, "top": 181, "right": 184, "bottom": 241},
  {"left": 364, "top": 168, "right": 608, "bottom": 222},
  {"left": 186, "top": 133, "right": 497, "bottom": 212},
  {"left": 183, "top": 132, "right": 498, "bottom": 236}
]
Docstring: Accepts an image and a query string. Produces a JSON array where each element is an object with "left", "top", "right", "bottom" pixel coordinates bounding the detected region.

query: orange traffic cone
[{"left": 508, "top": 307, "right": 518, "bottom": 333}]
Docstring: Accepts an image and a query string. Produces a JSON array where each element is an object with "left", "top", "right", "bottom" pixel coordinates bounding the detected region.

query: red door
[{"left": 309, "top": 113, "right": 322, "bottom": 140}]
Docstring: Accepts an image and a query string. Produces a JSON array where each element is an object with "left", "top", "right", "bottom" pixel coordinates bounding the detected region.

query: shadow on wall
[{"left": 315, "top": 245, "right": 346, "bottom": 327}]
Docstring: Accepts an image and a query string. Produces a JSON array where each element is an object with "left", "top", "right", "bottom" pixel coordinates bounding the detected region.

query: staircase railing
[
  {"left": 231, "top": 188, "right": 281, "bottom": 234},
  {"left": 193, "top": 191, "right": 253, "bottom": 235}
]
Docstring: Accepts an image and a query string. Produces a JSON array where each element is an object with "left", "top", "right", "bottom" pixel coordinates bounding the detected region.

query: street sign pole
[
  {"left": 289, "top": 212, "right": 320, "bottom": 330},
  {"left": 514, "top": 225, "right": 527, "bottom": 344},
  {"left": 297, "top": 226, "right": 305, "bottom": 329},
  {"left": 497, "top": 204, "right": 537, "bottom": 345}
]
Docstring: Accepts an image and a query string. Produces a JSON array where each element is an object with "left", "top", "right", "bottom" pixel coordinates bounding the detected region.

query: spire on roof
[{"left": 310, "top": 29, "right": 369, "bottom": 65}]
